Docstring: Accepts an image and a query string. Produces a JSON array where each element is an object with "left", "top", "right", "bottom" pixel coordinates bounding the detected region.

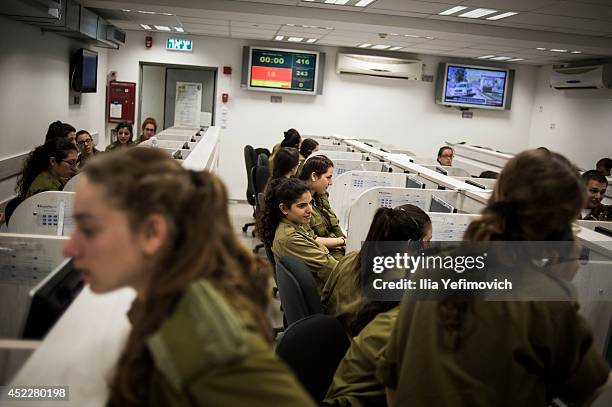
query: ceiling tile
[
  {"left": 535, "top": 1, "right": 612, "bottom": 21},
  {"left": 230, "top": 21, "right": 282, "bottom": 30},
  {"left": 368, "top": 0, "right": 461, "bottom": 14}
]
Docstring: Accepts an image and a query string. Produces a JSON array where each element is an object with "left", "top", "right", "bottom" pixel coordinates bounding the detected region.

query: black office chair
[
  {"left": 276, "top": 314, "right": 350, "bottom": 404},
  {"left": 250, "top": 164, "right": 270, "bottom": 253},
  {"left": 257, "top": 152, "right": 269, "bottom": 168},
  {"left": 242, "top": 145, "right": 258, "bottom": 233},
  {"left": 275, "top": 256, "right": 323, "bottom": 326},
  {"left": 4, "top": 196, "right": 25, "bottom": 226}
]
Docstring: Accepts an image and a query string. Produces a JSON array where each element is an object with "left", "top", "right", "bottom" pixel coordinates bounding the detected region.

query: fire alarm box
[
  {"left": 107, "top": 81, "right": 136, "bottom": 123},
  {"left": 222, "top": 93, "right": 229, "bottom": 103}
]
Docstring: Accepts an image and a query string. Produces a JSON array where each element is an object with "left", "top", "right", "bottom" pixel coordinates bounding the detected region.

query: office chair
[
  {"left": 276, "top": 314, "right": 349, "bottom": 404},
  {"left": 250, "top": 164, "right": 270, "bottom": 253},
  {"left": 275, "top": 256, "right": 323, "bottom": 326},
  {"left": 4, "top": 196, "right": 25, "bottom": 226},
  {"left": 242, "top": 145, "right": 258, "bottom": 233}
]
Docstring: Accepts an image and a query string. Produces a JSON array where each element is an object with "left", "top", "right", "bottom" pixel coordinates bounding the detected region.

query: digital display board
[
  {"left": 441, "top": 64, "right": 510, "bottom": 110},
  {"left": 248, "top": 47, "right": 319, "bottom": 95}
]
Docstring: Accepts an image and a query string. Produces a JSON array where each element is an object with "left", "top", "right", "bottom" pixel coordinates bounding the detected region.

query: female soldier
[
  {"left": 105, "top": 121, "right": 134, "bottom": 151},
  {"left": 378, "top": 149, "right": 610, "bottom": 406},
  {"left": 269, "top": 129, "right": 302, "bottom": 175},
  {"left": 298, "top": 155, "right": 346, "bottom": 260},
  {"left": 271, "top": 147, "right": 300, "bottom": 180},
  {"left": 76, "top": 130, "right": 100, "bottom": 168},
  {"left": 257, "top": 177, "right": 338, "bottom": 292},
  {"left": 137, "top": 117, "right": 158, "bottom": 144},
  {"left": 45, "top": 120, "right": 77, "bottom": 147},
  {"left": 16, "top": 138, "right": 78, "bottom": 198},
  {"left": 299, "top": 138, "right": 319, "bottom": 160},
  {"left": 436, "top": 146, "right": 454, "bottom": 166},
  {"left": 323, "top": 204, "right": 431, "bottom": 407},
  {"left": 63, "top": 148, "right": 315, "bottom": 407}
]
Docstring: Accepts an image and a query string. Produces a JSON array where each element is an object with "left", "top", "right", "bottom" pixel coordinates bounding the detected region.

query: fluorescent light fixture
[
  {"left": 425, "top": 36, "right": 435, "bottom": 40},
  {"left": 140, "top": 24, "right": 152, "bottom": 30},
  {"left": 154, "top": 25, "right": 171, "bottom": 31},
  {"left": 478, "top": 55, "right": 496, "bottom": 59},
  {"left": 288, "top": 37, "right": 304, "bottom": 42},
  {"left": 175, "top": 27, "right": 184, "bottom": 32},
  {"left": 536, "top": 47, "right": 547, "bottom": 51},
  {"left": 122, "top": 9, "right": 131, "bottom": 12},
  {"left": 358, "top": 43, "right": 372, "bottom": 48},
  {"left": 372, "top": 44, "right": 391, "bottom": 50},
  {"left": 459, "top": 8, "right": 498, "bottom": 18},
  {"left": 486, "top": 11, "right": 518, "bottom": 21},
  {"left": 389, "top": 46, "right": 403, "bottom": 51},
  {"left": 439, "top": 6, "right": 468, "bottom": 16},
  {"left": 306, "top": 38, "right": 317, "bottom": 43},
  {"left": 570, "top": 50, "right": 582, "bottom": 54},
  {"left": 388, "top": 33, "right": 399, "bottom": 36},
  {"left": 550, "top": 49, "right": 568, "bottom": 52},
  {"left": 286, "top": 24, "right": 295, "bottom": 26},
  {"left": 324, "top": 0, "right": 336, "bottom": 3},
  {"left": 303, "top": 0, "right": 315, "bottom": 2},
  {"left": 138, "top": 10, "right": 156, "bottom": 14},
  {"left": 355, "top": 0, "right": 376, "bottom": 7},
  {"left": 507, "top": 58, "right": 525, "bottom": 62},
  {"left": 490, "top": 56, "right": 512, "bottom": 60},
  {"left": 275, "top": 35, "right": 284, "bottom": 41},
  {"left": 162, "top": 13, "right": 173, "bottom": 16},
  {"left": 335, "top": 0, "right": 350, "bottom": 4}
]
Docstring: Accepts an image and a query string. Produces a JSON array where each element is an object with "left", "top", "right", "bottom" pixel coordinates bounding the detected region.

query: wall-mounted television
[
  {"left": 435, "top": 63, "right": 514, "bottom": 110},
  {"left": 71, "top": 48, "right": 98, "bottom": 93},
  {"left": 241, "top": 46, "right": 325, "bottom": 95}
]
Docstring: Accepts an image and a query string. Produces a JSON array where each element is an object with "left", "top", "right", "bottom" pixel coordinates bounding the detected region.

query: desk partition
[
  {"left": 332, "top": 159, "right": 386, "bottom": 178},
  {"left": 7, "top": 192, "right": 75, "bottom": 237},
  {"left": 311, "top": 151, "right": 364, "bottom": 161},
  {"left": 316, "top": 144, "right": 351, "bottom": 152}
]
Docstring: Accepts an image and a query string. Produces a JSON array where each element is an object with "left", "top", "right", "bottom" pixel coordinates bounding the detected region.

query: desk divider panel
[
  {"left": 332, "top": 160, "right": 385, "bottom": 178},
  {"left": 8, "top": 192, "right": 75, "bottom": 237},
  {"left": 422, "top": 165, "right": 472, "bottom": 178},
  {"left": 311, "top": 151, "right": 364, "bottom": 161},
  {"left": 316, "top": 145, "right": 352, "bottom": 152},
  {"left": 62, "top": 173, "right": 84, "bottom": 193},
  {"left": 346, "top": 187, "right": 460, "bottom": 252}
]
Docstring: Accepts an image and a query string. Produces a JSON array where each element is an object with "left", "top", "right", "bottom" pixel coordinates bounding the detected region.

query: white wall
[
  {"left": 109, "top": 31, "right": 540, "bottom": 200},
  {"left": 0, "top": 16, "right": 108, "bottom": 203},
  {"left": 528, "top": 66, "right": 612, "bottom": 170}
]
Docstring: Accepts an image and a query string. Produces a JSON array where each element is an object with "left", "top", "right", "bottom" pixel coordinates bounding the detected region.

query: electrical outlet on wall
[
  {"left": 550, "top": 123, "right": 556, "bottom": 130},
  {"left": 538, "top": 106, "right": 543, "bottom": 112}
]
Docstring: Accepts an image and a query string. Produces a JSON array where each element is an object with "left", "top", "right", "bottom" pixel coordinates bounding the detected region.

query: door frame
[{"left": 138, "top": 62, "right": 218, "bottom": 132}]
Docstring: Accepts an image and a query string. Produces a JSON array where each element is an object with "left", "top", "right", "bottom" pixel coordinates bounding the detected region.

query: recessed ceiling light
[
  {"left": 175, "top": 27, "right": 184, "bottom": 32},
  {"left": 404, "top": 34, "right": 420, "bottom": 38},
  {"left": 425, "top": 36, "right": 435, "bottom": 40},
  {"left": 122, "top": 9, "right": 131, "bottom": 12},
  {"left": 550, "top": 49, "right": 568, "bottom": 53},
  {"left": 490, "top": 56, "right": 512, "bottom": 60},
  {"left": 478, "top": 55, "right": 496, "bottom": 59},
  {"left": 140, "top": 24, "right": 151, "bottom": 30},
  {"left": 306, "top": 38, "right": 317, "bottom": 43},
  {"left": 371, "top": 44, "right": 391, "bottom": 50},
  {"left": 389, "top": 46, "right": 403, "bottom": 51},
  {"left": 536, "top": 47, "right": 547, "bottom": 51},
  {"left": 388, "top": 33, "right": 399, "bottom": 36},
  {"left": 439, "top": 6, "right": 468, "bottom": 16},
  {"left": 154, "top": 25, "right": 171, "bottom": 31},
  {"left": 162, "top": 13, "right": 173, "bottom": 16},
  {"left": 358, "top": 43, "right": 372, "bottom": 48},
  {"left": 507, "top": 58, "right": 525, "bottom": 62},
  {"left": 324, "top": 0, "right": 336, "bottom": 3},
  {"left": 570, "top": 50, "right": 582, "bottom": 54},
  {"left": 138, "top": 10, "right": 156, "bottom": 14},
  {"left": 288, "top": 37, "right": 304, "bottom": 42},
  {"left": 286, "top": 24, "right": 295, "bottom": 26},
  {"left": 459, "top": 8, "right": 498, "bottom": 19},
  {"left": 486, "top": 12, "right": 518, "bottom": 21},
  {"left": 335, "top": 0, "right": 350, "bottom": 4},
  {"left": 355, "top": 0, "right": 376, "bottom": 7},
  {"left": 303, "top": 0, "right": 315, "bottom": 2},
  {"left": 275, "top": 35, "right": 284, "bottom": 41}
]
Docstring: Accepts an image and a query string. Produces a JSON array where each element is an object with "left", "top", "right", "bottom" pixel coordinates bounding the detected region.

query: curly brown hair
[{"left": 81, "top": 148, "right": 272, "bottom": 406}]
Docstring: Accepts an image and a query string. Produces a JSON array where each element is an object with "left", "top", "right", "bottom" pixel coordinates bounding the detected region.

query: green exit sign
[{"left": 166, "top": 38, "right": 193, "bottom": 52}]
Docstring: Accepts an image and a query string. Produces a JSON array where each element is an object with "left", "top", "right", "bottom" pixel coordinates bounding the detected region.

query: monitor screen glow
[{"left": 442, "top": 64, "right": 509, "bottom": 109}]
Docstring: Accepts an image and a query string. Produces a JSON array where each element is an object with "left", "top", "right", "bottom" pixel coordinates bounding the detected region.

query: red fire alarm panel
[
  {"left": 107, "top": 81, "right": 136, "bottom": 124},
  {"left": 223, "top": 66, "right": 232, "bottom": 75}
]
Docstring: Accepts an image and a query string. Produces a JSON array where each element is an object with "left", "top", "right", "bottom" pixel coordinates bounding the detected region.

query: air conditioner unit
[
  {"left": 336, "top": 53, "right": 423, "bottom": 80},
  {"left": 550, "top": 64, "right": 612, "bottom": 90}
]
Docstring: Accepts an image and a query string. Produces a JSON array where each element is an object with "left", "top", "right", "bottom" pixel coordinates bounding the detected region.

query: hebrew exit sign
[{"left": 166, "top": 38, "right": 193, "bottom": 52}]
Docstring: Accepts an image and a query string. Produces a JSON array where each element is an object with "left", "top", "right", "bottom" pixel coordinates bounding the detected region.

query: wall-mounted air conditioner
[
  {"left": 336, "top": 53, "right": 423, "bottom": 80},
  {"left": 550, "top": 64, "right": 612, "bottom": 90}
]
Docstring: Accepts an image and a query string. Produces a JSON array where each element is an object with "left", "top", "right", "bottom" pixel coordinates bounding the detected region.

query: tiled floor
[{"left": 228, "top": 200, "right": 284, "bottom": 331}]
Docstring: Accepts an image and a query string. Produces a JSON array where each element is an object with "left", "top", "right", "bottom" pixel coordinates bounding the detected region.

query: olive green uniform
[
  {"left": 310, "top": 192, "right": 346, "bottom": 260},
  {"left": 272, "top": 218, "right": 338, "bottom": 292},
  {"left": 321, "top": 251, "right": 362, "bottom": 329},
  {"left": 377, "top": 269, "right": 610, "bottom": 406},
  {"left": 105, "top": 141, "right": 134, "bottom": 152},
  {"left": 127, "top": 279, "right": 316, "bottom": 407},
  {"left": 324, "top": 306, "right": 400, "bottom": 407},
  {"left": 26, "top": 170, "right": 64, "bottom": 198}
]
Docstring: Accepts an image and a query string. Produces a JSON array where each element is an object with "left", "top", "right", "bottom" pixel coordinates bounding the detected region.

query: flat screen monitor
[
  {"left": 594, "top": 226, "right": 612, "bottom": 238},
  {"left": 246, "top": 46, "right": 321, "bottom": 95},
  {"left": 22, "top": 259, "right": 83, "bottom": 339},
  {"left": 435, "top": 166, "right": 448, "bottom": 175},
  {"left": 430, "top": 195, "right": 457, "bottom": 213},
  {"left": 71, "top": 48, "right": 98, "bottom": 93},
  {"left": 437, "top": 63, "right": 512, "bottom": 110},
  {"left": 406, "top": 177, "right": 425, "bottom": 189},
  {"left": 465, "top": 179, "right": 486, "bottom": 189}
]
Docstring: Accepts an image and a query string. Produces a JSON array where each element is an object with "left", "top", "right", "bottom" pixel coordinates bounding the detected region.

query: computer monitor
[
  {"left": 430, "top": 195, "right": 457, "bottom": 213},
  {"left": 406, "top": 177, "right": 425, "bottom": 189},
  {"left": 465, "top": 179, "right": 486, "bottom": 189},
  {"left": 594, "top": 226, "right": 612, "bottom": 238},
  {"left": 435, "top": 166, "right": 448, "bottom": 175},
  {"left": 22, "top": 259, "right": 83, "bottom": 339}
]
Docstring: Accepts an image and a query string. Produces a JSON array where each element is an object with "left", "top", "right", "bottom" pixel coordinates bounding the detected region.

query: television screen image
[
  {"left": 442, "top": 64, "right": 509, "bottom": 109},
  {"left": 248, "top": 47, "right": 319, "bottom": 95}
]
